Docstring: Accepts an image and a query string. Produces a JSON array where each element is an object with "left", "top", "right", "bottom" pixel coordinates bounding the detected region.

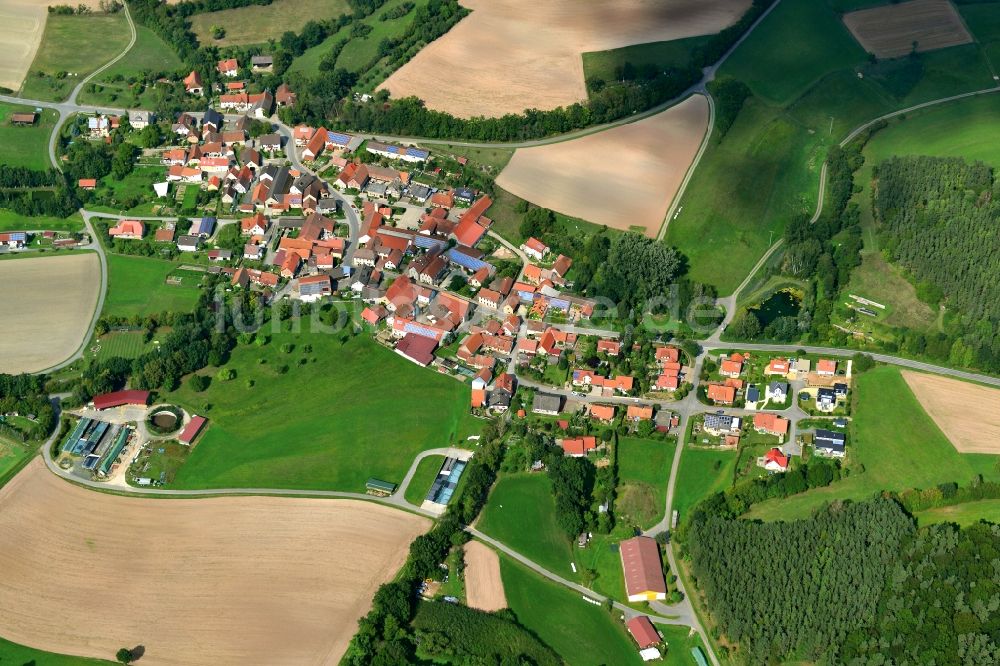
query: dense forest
[
  {"left": 840, "top": 521, "right": 1000, "bottom": 664},
  {"left": 688, "top": 499, "right": 916, "bottom": 663}
]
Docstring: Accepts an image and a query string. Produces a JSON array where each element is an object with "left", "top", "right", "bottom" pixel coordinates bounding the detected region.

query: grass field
[
  {"left": 434, "top": 143, "right": 515, "bottom": 172},
  {"left": 288, "top": 0, "right": 425, "bottom": 85},
  {"left": 582, "top": 35, "right": 711, "bottom": 88},
  {"left": 0, "top": 103, "right": 57, "bottom": 170},
  {"left": 719, "top": 0, "right": 867, "bottom": 105},
  {"left": 499, "top": 555, "right": 644, "bottom": 666},
  {"left": 93, "top": 331, "right": 153, "bottom": 362},
  {"left": 166, "top": 323, "right": 479, "bottom": 491},
  {"left": 19, "top": 12, "right": 131, "bottom": 102},
  {"left": 104, "top": 255, "right": 202, "bottom": 318},
  {"left": 0, "top": 636, "right": 114, "bottom": 665},
  {"left": 404, "top": 454, "right": 444, "bottom": 505},
  {"left": 0, "top": 210, "right": 83, "bottom": 233},
  {"left": 0, "top": 439, "right": 32, "bottom": 488},
  {"left": 960, "top": 1, "right": 1000, "bottom": 44},
  {"left": 76, "top": 26, "right": 182, "bottom": 107},
  {"left": 915, "top": 499, "right": 1000, "bottom": 527},
  {"left": 673, "top": 447, "right": 737, "bottom": 523},
  {"left": 477, "top": 473, "right": 575, "bottom": 577},
  {"left": 190, "top": 0, "right": 349, "bottom": 46},
  {"left": 746, "top": 367, "right": 1000, "bottom": 521},
  {"left": 617, "top": 436, "right": 675, "bottom": 528}
]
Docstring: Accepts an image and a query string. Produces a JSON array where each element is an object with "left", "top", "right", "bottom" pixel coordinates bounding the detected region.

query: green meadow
[
  {"left": 617, "top": 436, "right": 675, "bottom": 528},
  {"left": 103, "top": 255, "right": 203, "bottom": 318},
  {"left": 0, "top": 103, "right": 57, "bottom": 170},
  {"left": 404, "top": 454, "right": 444, "bottom": 505},
  {"left": 167, "top": 323, "right": 479, "bottom": 491}
]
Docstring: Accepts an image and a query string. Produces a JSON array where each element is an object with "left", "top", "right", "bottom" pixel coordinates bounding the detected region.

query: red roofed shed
[
  {"left": 626, "top": 616, "right": 661, "bottom": 649},
  {"left": 92, "top": 390, "right": 150, "bottom": 410},
  {"left": 178, "top": 415, "right": 207, "bottom": 444}
]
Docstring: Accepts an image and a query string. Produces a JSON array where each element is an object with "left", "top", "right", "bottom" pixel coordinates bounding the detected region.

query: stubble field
[
  {"left": 901, "top": 370, "right": 1000, "bottom": 454},
  {"left": 0, "top": 460, "right": 429, "bottom": 666},
  {"left": 379, "top": 0, "right": 749, "bottom": 117},
  {"left": 495, "top": 95, "right": 709, "bottom": 236},
  {"left": 0, "top": 253, "right": 100, "bottom": 374},
  {"left": 463, "top": 541, "right": 507, "bottom": 611},
  {"left": 843, "top": 0, "right": 972, "bottom": 59}
]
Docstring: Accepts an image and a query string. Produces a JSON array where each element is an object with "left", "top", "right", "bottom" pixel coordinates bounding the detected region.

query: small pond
[{"left": 750, "top": 289, "right": 801, "bottom": 326}]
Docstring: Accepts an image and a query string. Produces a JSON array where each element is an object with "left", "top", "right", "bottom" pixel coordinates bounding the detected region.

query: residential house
[
  {"left": 588, "top": 404, "right": 616, "bottom": 422},
  {"left": 532, "top": 393, "right": 562, "bottom": 415},
  {"left": 560, "top": 436, "right": 597, "bottom": 457},
  {"left": 176, "top": 235, "right": 200, "bottom": 252},
  {"left": 626, "top": 616, "right": 662, "bottom": 651},
  {"left": 817, "top": 387, "right": 836, "bottom": 412},
  {"left": 765, "top": 358, "right": 790, "bottom": 376},
  {"left": 761, "top": 448, "right": 789, "bottom": 472},
  {"left": 297, "top": 274, "right": 331, "bottom": 302},
  {"left": 217, "top": 58, "right": 238, "bottom": 77},
  {"left": 703, "top": 413, "right": 740, "bottom": 435},
  {"left": 366, "top": 140, "right": 428, "bottom": 163},
  {"left": 243, "top": 244, "right": 264, "bottom": 260},
  {"left": 753, "top": 412, "right": 790, "bottom": 438},
  {"left": 108, "top": 220, "right": 144, "bottom": 239},
  {"left": 520, "top": 237, "right": 549, "bottom": 261},
  {"left": 0, "top": 232, "right": 26, "bottom": 248},
  {"left": 817, "top": 359, "right": 837, "bottom": 376},
  {"left": 626, "top": 405, "right": 653, "bottom": 421},
  {"left": 183, "top": 70, "right": 204, "bottom": 96},
  {"left": 766, "top": 381, "right": 789, "bottom": 403},
  {"left": 597, "top": 339, "right": 621, "bottom": 356},
  {"left": 814, "top": 429, "right": 846, "bottom": 458},
  {"left": 275, "top": 82, "right": 296, "bottom": 107},
  {"left": 707, "top": 383, "right": 736, "bottom": 405},
  {"left": 128, "top": 110, "right": 153, "bottom": 130},
  {"left": 241, "top": 213, "right": 268, "bottom": 236},
  {"left": 78, "top": 178, "right": 96, "bottom": 190},
  {"left": 719, "top": 353, "right": 744, "bottom": 378}
]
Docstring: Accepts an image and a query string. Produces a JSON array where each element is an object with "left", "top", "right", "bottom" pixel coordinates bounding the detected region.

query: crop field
[
  {"left": 477, "top": 473, "right": 575, "bottom": 577},
  {"left": 380, "top": 0, "right": 750, "bottom": 118},
  {"left": 745, "top": 367, "right": 1000, "bottom": 521},
  {"left": 463, "top": 541, "right": 507, "bottom": 611},
  {"left": 617, "top": 436, "right": 676, "bottom": 528},
  {"left": 0, "top": 103, "right": 57, "bottom": 170},
  {"left": 0, "top": 253, "right": 100, "bottom": 374},
  {"left": 0, "top": 0, "right": 47, "bottom": 92},
  {"left": 496, "top": 95, "right": 709, "bottom": 237},
  {"left": 843, "top": 0, "right": 972, "bottom": 59},
  {"left": 19, "top": 11, "right": 131, "bottom": 102},
  {"left": 0, "top": 460, "right": 429, "bottom": 666},
  {"left": 189, "top": 0, "right": 349, "bottom": 46},
  {"left": 104, "top": 255, "right": 202, "bottom": 318},
  {"left": 166, "top": 322, "right": 478, "bottom": 491},
  {"left": 499, "top": 555, "right": 645, "bottom": 666},
  {"left": 901, "top": 371, "right": 1000, "bottom": 454}
]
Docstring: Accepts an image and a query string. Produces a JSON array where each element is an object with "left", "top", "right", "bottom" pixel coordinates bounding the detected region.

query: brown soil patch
[
  {"left": 902, "top": 370, "right": 1000, "bottom": 454},
  {"left": 0, "top": 460, "right": 430, "bottom": 665},
  {"left": 495, "top": 95, "right": 709, "bottom": 236},
  {"left": 0, "top": 254, "right": 100, "bottom": 373},
  {"left": 379, "top": 0, "right": 750, "bottom": 118},
  {"left": 843, "top": 0, "right": 972, "bottom": 59},
  {"left": 463, "top": 541, "right": 506, "bottom": 611},
  {"left": 0, "top": 0, "right": 47, "bottom": 91}
]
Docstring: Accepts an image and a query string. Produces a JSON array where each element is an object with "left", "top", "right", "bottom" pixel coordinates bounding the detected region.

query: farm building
[
  {"left": 178, "top": 416, "right": 207, "bottom": 445},
  {"left": 366, "top": 140, "right": 429, "bottom": 163},
  {"left": 366, "top": 478, "right": 396, "bottom": 496},
  {"left": 92, "top": 390, "right": 150, "bottom": 411},
  {"left": 619, "top": 536, "right": 667, "bottom": 602},
  {"left": 626, "top": 616, "right": 661, "bottom": 654},
  {"left": 297, "top": 274, "right": 332, "bottom": 302},
  {"left": 395, "top": 333, "right": 437, "bottom": 367},
  {"left": 189, "top": 217, "right": 216, "bottom": 236},
  {"left": 10, "top": 112, "right": 37, "bottom": 125},
  {"left": 532, "top": 393, "right": 561, "bottom": 415}
]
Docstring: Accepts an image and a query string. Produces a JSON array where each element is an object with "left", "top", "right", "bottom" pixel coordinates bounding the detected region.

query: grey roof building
[{"left": 532, "top": 393, "right": 562, "bottom": 415}]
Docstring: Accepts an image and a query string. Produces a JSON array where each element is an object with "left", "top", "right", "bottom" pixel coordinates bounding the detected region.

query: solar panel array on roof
[
  {"left": 404, "top": 321, "right": 439, "bottom": 339},
  {"left": 327, "top": 131, "right": 351, "bottom": 146},
  {"left": 406, "top": 147, "right": 429, "bottom": 159},
  {"left": 425, "top": 458, "right": 467, "bottom": 505}
]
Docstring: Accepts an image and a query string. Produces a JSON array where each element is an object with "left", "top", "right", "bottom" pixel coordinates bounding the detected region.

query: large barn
[{"left": 619, "top": 536, "right": 667, "bottom": 602}]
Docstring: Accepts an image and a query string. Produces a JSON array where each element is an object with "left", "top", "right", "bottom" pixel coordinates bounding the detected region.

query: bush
[{"left": 188, "top": 374, "right": 209, "bottom": 392}]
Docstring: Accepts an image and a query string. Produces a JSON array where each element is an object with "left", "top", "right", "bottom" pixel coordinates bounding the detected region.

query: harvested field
[
  {"left": 843, "top": 0, "right": 972, "bottom": 59},
  {"left": 0, "top": 254, "right": 100, "bottom": 374},
  {"left": 495, "top": 95, "right": 709, "bottom": 236},
  {"left": 0, "top": 0, "right": 46, "bottom": 91},
  {"left": 901, "top": 371, "right": 1000, "bottom": 454},
  {"left": 0, "top": 460, "right": 430, "bottom": 665},
  {"left": 379, "top": 0, "right": 750, "bottom": 118},
  {"left": 464, "top": 541, "right": 507, "bottom": 611}
]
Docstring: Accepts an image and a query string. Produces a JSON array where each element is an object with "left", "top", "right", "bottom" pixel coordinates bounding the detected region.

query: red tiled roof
[
  {"left": 620, "top": 536, "right": 667, "bottom": 598},
  {"left": 626, "top": 616, "right": 660, "bottom": 649}
]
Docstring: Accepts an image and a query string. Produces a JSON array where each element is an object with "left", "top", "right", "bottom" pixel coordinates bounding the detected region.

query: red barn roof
[
  {"left": 92, "top": 390, "right": 150, "bottom": 410},
  {"left": 620, "top": 536, "right": 667, "bottom": 599},
  {"left": 626, "top": 616, "right": 661, "bottom": 649},
  {"left": 178, "top": 415, "right": 207, "bottom": 444}
]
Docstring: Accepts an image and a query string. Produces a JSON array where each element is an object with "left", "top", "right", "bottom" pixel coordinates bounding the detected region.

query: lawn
[
  {"left": 746, "top": 367, "right": 1000, "bottom": 521},
  {"left": 673, "top": 447, "right": 737, "bottom": 524},
  {"left": 915, "top": 499, "right": 1000, "bottom": 528},
  {"left": 189, "top": 0, "right": 349, "bottom": 46},
  {"left": 499, "top": 555, "right": 645, "bottom": 666},
  {"left": 0, "top": 209, "right": 83, "bottom": 233},
  {"left": 404, "top": 454, "right": 444, "bottom": 505},
  {"left": 166, "top": 324, "right": 479, "bottom": 491},
  {"left": 617, "top": 436, "right": 675, "bottom": 529},
  {"left": 582, "top": 35, "right": 712, "bottom": 88},
  {"left": 862, "top": 92, "right": 1000, "bottom": 167},
  {"left": 477, "top": 473, "right": 576, "bottom": 577},
  {"left": 718, "top": 0, "right": 867, "bottom": 105},
  {"left": 19, "top": 12, "right": 131, "bottom": 102},
  {"left": 103, "top": 255, "right": 202, "bottom": 318},
  {"left": 93, "top": 331, "right": 153, "bottom": 362},
  {"left": 0, "top": 636, "right": 114, "bottom": 665},
  {"left": 0, "top": 103, "right": 57, "bottom": 170}
]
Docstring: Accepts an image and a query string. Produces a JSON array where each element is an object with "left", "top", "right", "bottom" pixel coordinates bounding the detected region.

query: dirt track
[
  {"left": 902, "top": 370, "right": 1000, "bottom": 454},
  {"left": 0, "top": 460, "right": 430, "bottom": 665},
  {"left": 463, "top": 541, "right": 506, "bottom": 611},
  {"left": 496, "top": 95, "right": 709, "bottom": 236},
  {"left": 843, "top": 0, "right": 972, "bottom": 59},
  {"left": 0, "top": 253, "right": 100, "bottom": 374},
  {"left": 379, "top": 0, "right": 750, "bottom": 118}
]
